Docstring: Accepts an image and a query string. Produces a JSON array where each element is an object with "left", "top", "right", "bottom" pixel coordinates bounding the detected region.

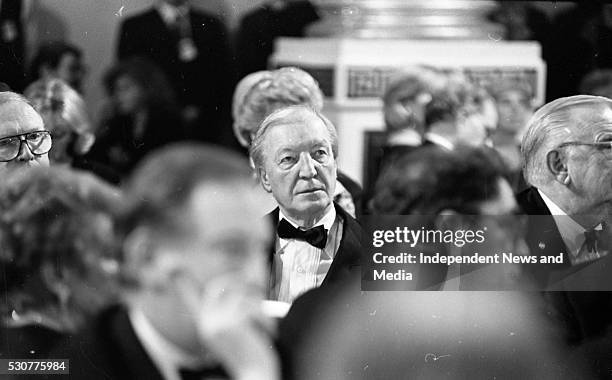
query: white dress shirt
[
  {"left": 539, "top": 190, "right": 606, "bottom": 265},
  {"left": 272, "top": 206, "right": 343, "bottom": 303},
  {"left": 424, "top": 132, "right": 454, "bottom": 150},
  {"left": 129, "top": 308, "right": 213, "bottom": 380}
]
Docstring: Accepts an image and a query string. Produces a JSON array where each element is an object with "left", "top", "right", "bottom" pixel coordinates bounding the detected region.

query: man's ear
[
  {"left": 258, "top": 167, "right": 272, "bottom": 193},
  {"left": 546, "top": 149, "right": 570, "bottom": 185}
]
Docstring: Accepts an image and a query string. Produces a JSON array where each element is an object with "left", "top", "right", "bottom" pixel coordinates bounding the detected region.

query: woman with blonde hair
[{"left": 24, "top": 78, "right": 95, "bottom": 165}]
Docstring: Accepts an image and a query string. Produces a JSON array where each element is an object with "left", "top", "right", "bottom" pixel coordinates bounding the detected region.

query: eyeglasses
[
  {"left": 557, "top": 141, "right": 612, "bottom": 152},
  {"left": 0, "top": 131, "right": 52, "bottom": 162}
]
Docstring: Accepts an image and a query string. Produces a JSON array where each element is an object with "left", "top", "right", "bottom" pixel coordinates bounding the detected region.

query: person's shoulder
[
  {"left": 47, "top": 306, "right": 128, "bottom": 379},
  {"left": 516, "top": 186, "right": 549, "bottom": 215}
]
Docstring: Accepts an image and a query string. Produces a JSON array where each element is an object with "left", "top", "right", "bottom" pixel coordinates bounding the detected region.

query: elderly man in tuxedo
[
  {"left": 250, "top": 105, "right": 361, "bottom": 303},
  {"left": 0, "top": 91, "right": 51, "bottom": 176},
  {"left": 518, "top": 95, "right": 612, "bottom": 343},
  {"left": 53, "top": 144, "right": 280, "bottom": 380}
]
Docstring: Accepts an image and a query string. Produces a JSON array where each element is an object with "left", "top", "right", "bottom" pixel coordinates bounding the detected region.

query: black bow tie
[
  {"left": 584, "top": 221, "right": 607, "bottom": 253},
  {"left": 277, "top": 218, "right": 328, "bottom": 249},
  {"left": 179, "top": 364, "right": 228, "bottom": 380}
]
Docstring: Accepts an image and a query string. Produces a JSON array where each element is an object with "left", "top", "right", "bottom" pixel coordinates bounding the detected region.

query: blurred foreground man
[
  {"left": 0, "top": 91, "right": 51, "bottom": 176},
  {"left": 250, "top": 106, "right": 361, "bottom": 303},
  {"left": 54, "top": 144, "right": 279, "bottom": 380},
  {"left": 519, "top": 95, "right": 612, "bottom": 343}
]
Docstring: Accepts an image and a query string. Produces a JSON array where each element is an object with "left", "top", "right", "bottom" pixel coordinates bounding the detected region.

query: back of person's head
[
  {"left": 579, "top": 69, "right": 612, "bottom": 98},
  {"left": 425, "top": 75, "right": 479, "bottom": 128},
  {"left": 233, "top": 67, "right": 324, "bottom": 148},
  {"left": 0, "top": 166, "right": 122, "bottom": 331},
  {"left": 370, "top": 146, "right": 508, "bottom": 215},
  {"left": 382, "top": 66, "right": 445, "bottom": 134},
  {"left": 103, "top": 57, "right": 178, "bottom": 114},
  {"left": 24, "top": 78, "right": 94, "bottom": 162}
]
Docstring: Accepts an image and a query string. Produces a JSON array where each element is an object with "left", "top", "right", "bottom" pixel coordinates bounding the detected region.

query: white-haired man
[
  {"left": 0, "top": 91, "right": 51, "bottom": 176},
  {"left": 250, "top": 105, "right": 361, "bottom": 303},
  {"left": 518, "top": 95, "right": 612, "bottom": 343}
]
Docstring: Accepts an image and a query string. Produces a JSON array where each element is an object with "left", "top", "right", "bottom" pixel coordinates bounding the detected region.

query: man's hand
[{"left": 176, "top": 275, "right": 280, "bottom": 380}]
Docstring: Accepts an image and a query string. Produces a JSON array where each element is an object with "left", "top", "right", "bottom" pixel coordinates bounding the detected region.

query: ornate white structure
[{"left": 270, "top": 1, "right": 546, "bottom": 185}]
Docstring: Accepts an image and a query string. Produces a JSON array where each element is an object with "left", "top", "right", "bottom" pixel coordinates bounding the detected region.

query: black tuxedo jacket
[
  {"left": 117, "top": 7, "right": 234, "bottom": 145},
  {"left": 47, "top": 306, "right": 165, "bottom": 380},
  {"left": 517, "top": 187, "right": 612, "bottom": 343},
  {"left": 267, "top": 203, "right": 362, "bottom": 295}
]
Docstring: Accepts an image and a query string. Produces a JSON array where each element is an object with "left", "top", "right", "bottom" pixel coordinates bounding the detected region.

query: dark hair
[
  {"left": 103, "top": 57, "right": 179, "bottom": 114},
  {"left": 579, "top": 69, "right": 612, "bottom": 96},
  {"left": 370, "top": 146, "right": 509, "bottom": 215},
  {"left": 0, "top": 167, "right": 122, "bottom": 321},
  {"left": 29, "top": 41, "right": 82, "bottom": 82},
  {"left": 424, "top": 78, "right": 481, "bottom": 129}
]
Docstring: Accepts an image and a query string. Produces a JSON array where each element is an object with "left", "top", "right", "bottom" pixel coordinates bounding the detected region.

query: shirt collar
[
  {"left": 279, "top": 205, "right": 336, "bottom": 231},
  {"left": 424, "top": 132, "right": 454, "bottom": 150},
  {"left": 538, "top": 190, "right": 586, "bottom": 257},
  {"left": 156, "top": 1, "right": 189, "bottom": 25},
  {"left": 128, "top": 308, "right": 204, "bottom": 380}
]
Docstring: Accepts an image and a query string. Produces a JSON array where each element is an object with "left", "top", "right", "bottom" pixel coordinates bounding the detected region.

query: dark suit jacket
[
  {"left": 267, "top": 202, "right": 362, "bottom": 296},
  {"left": 47, "top": 306, "right": 166, "bottom": 380},
  {"left": 85, "top": 109, "right": 184, "bottom": 183},
  {"left": 117, "top": 7, "right": 234, "bottom": 146},
  {"left": 235, "top": 1, "right": 319, "bottom": 78},
  {"left": 517, "top": 187, "right": 612, "bottom": 343}
]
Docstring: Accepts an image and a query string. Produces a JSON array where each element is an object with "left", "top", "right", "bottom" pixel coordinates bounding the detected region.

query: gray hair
[
  {"left": 232, "top": 67, "right": 324, "bottom": 148},
  {"left": 249, "top": 105, "right": 338, "bottom": 171},
  {"left": 521, "top": 95, "right": 612, "bottom": 186},
  {"left": 0, "top": 91, "right": 32, "bottom": 107}
]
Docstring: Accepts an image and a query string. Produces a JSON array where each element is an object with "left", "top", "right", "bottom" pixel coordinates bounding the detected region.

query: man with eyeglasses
[
  {"left": 0, "top": 91, "right": 51, "bottom": 175},
  {"left": 518, "top": 95, "right": 612, "bottom": 348}
]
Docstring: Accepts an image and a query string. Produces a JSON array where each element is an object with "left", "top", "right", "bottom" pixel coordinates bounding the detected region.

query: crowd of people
[{"left": 1, "top": 0, "right": 612, "bottom": 379}]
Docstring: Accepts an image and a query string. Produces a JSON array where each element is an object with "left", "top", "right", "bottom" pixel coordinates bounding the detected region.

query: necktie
[
  {"left": 584, "top": 221, "right": 607, "bottom": 253},
  {"left": 277, "top": 218, "right": 328, "bottom": 249},
  {"left": 179, "top": 364, "right": 228, "bottom": 380}
]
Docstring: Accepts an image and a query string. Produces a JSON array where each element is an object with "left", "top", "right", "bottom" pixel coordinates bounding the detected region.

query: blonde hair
[
  {"left": 24, "top": 78, "right": 94, "bottom": 155},
  {"left": 232, "top": 67, "right": 324, "bottom": 148}
]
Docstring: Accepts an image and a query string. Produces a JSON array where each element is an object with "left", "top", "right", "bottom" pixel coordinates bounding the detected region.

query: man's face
[
  {"left": 113, "top": 75, "right": 144, "bottom": 115},
  {"left": 167, "top": 183, "right": 270, "bottom": 299},
  {"left": 140, "top": 182, "right": 270, "bottom": 350},
  {"left": 0, "top": 101, "right": 49, "bottom": 176},
  {"left": 564, "top": 106, "right": 612, "bottom": 208},
  {"left": 259, "top": 112, "right": 337, "bottom": 221},
  {"left": 496, "top": 90, "right": 532, "bottom": 134}
]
